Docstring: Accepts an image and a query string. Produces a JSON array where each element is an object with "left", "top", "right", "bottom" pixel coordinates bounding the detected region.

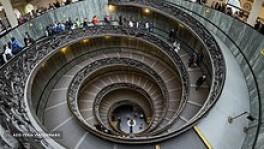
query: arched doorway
[{"left": 227, "top": 0, "right": 241, "bottom": 12}]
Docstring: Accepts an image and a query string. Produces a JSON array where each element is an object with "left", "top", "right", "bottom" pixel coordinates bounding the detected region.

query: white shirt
[
  {"left": 5, "top": 47, "right": 12, "bottom": 56},
  {"left": 129, "top": 21, "right": 133, "bottom": 28},
  {"left": 145, "top": 22, "right": 149, "bottom": 29},
  {"left": 173, "top": 42, "right": 180, "bottom": 53},
  {"left": 3, "top": 47, "right": 12, "bottom": 62}
]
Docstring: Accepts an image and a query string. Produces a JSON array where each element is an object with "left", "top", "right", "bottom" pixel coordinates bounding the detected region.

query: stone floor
[
  {"left": 112, "top": 105, "right": 147, "bottom": 134},
  {"left": 197, "top": 34, "right": 250, "bottom": 149}
]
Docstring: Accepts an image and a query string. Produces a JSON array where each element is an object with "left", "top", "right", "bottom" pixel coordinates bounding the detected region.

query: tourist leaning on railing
[
  {"left": 0, "top": 43, "right": 13, "bottom": 66},
  {"left": 254, "top": 19, "right": 264, "bottom": 34},
  {"left": 23, "top": 32, "right": 35, "bottom": 47},
  {"left": 10, "top": 37, "right": 23, "bottom": 55},
  {"left": 16, "top": 0, "right": 79, "bottom": 26},
  {"left": 1, "top": 44, "right": 12, "bottom": 63},
  {"left": 188, "top": 0, "right": 262, "bottom": 33},
  {"left": 1, "top": 15, "right": 143, "bottom": 63},
  {"left": 0, "top": 14, "right": 203, "bottom": 86}
]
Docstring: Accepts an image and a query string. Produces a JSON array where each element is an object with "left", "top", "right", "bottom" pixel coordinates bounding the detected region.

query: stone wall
[
  {"left": 0, "top": 0, "right": 109, "bottom": 47},
  {"left": 166, "top": 0, "right": 264, "bottom": 148},
  {"left": 0, "top": 0, "right": 263, "bottom": 148}
]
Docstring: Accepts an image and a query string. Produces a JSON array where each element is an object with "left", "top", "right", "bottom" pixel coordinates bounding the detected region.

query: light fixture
[
  {"left": 60, "top": 47, "right": 68, "bottom": 54},
  {"left": 24, "top": 3, "right": 34, "bottom": 14},
  {"left": 108, "top": 4, "right": 116, "bottom": 12},
  {"left": 228, "top": 111, "right": 256, "bottom": 124},
  {"left": 104, "top": 35, "right": 111, "bottom": 39},
  {"left": 155, "top": 144, "right": 161, "bottom": 149},
  {"left": 143, "top": 8, "right": 151, "bottom": 14},
  {"left": 41, "top": 62, "right": 47, "bottom": 67},
  {"left": 82, "top": 39, "right": 90, "bottom": 44},
  {"left": 260, "top": 49, "right": 264, "bottom": 55}
]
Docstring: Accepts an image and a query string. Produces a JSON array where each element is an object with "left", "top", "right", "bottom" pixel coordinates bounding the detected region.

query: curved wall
[
  {"left": 26, "top": 31, "right": 194, "bottom": 144},
  {"left": 0, "top": 0, "right": 262, "bottom": 148},
  {"left": 109, "top": 6, "right": 212, "bottom": 75},
  {"left": 0, "top": 0, "right": 109, "bottom": 47},
  {"left": 163, "top": 0, "right": 264, "bottom": 149},
  {"left": 30, "top": 36, "right": 180, "bottom": 121}
]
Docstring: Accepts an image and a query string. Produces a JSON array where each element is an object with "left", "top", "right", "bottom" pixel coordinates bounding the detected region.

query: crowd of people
[
  {"left": 190, "top": 0, "right": 264, "bottom": 34},
  {"left": 188, "top": 52, "right": 204, "bottom": 68},
  {"left": 118, "top": 16, "right": 153, "bottom": 32},
  {"left": 167, "top": 23, "right": 206, "bottom": 90},
  {"left": 212, "top": 2, "right": 248, "bottom": 22},
  {"left": 0, "top": 15, "right": 155, "bottom": 66},
  {"left": 1, "top": 0, "right": 263, "bottom": 38},
  {"left": 188, "top": 52, "right": 207, "bottom": 90},
  {"left": 18, "top": 0, "right": 82, "bottom": 25},
  {"left": 0, "top": 13, "right": 209, "bottom": 92},
  {"left": 44, "top": 15, "right": 155, "bottom": 37},
  {"left": 168, "top": 29, "right": 181, "bottom": 53},
  {"left": 44, "top": 15, "right": 109, "bottom": 36},
  {"left": 190, "top": 0, "right": 247, "bottom": 21},
  {"left": 206, "top": 1, "right": 248, "bottom": 23},
  {"left": 0, "top": 32, "right": 35, "bottom": 66},
  {"left": 254, "top": 19, "right": 264, "bottom": 34}
]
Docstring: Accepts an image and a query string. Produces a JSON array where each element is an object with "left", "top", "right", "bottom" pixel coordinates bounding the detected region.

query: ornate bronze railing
[
  {"left": 0, "top": 24, "right": 189, "bottom": 146},
  {"left": 0, "top": 4, "right": 225, "bottom": 144},
  {"left": 67, "top": 57, "right": 167, "bottom": 133},
  {"left": 95, "top": 82, "right": 155, "bottom": 132},
  {"left": 109, "top": 0, "right": 225, "bottom": 128}
]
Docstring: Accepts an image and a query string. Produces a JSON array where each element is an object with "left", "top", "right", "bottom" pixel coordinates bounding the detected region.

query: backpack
[
  {"left": 12, "top": 45, "right": 22, "bottom": 55},
  {"left": 5, "top": 53, "right": 12, "bottom": 60}
]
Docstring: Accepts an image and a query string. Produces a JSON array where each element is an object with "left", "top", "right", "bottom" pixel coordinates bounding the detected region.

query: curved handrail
[
  {"left": 76, "top": 60, "right": 168, "bottom": 130},
  {"left": 159, "top": 1, "right": 262, "bottom": 148},
  {"left": 0, "top": 2, "right": 225, "bottom": 146},
  {"left": 85, "top": 58, "right": 166, "bottom": 132},
  {"left": 64, "top": 27, "right": 187, "bottom": 138},
  {"left": 26, "top": 25, "right": 219, "bottom": 144},
  {"left": 1, "top": 0, "right": 262, "bottom": 39},
  {"left": 74, "top": 58, "right": 166, "bottom": 131},
  {"left": 176, "top": 0, "right": 263, "bottom": 33},
  {"left": 0, "top": 1, "right": 85, "bottom": 38},
  {"left": 98, "top": 83, "right": 155, "bottom": 134},
  {"left": 109, "top": 0, "right": 225, "bottom": 137},
  {"left": 19, "top": 24, "right": 210, "bottom": 144},
  {"left": 0, "top": 0, "right": 110, "bottom": 49},
  {"left": 28, "top": 23, "right": 202, "bottom": 134},
  {"left": 19, "top": 25, "right": 189, "bottom": 145},
  {"left": 63, "top": 28, "right": 212, "bottom": 143},
  {"left": 0, "top": 0, "right": 259, "bottom": 146}
]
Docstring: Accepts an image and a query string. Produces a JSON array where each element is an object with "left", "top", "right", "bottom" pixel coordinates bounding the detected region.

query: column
[
  {"left": 0, "top": 0, "right": 18, "bottom": 28},
  {"left": 247, "top": 0, "right": 264, "bottom": 26}
]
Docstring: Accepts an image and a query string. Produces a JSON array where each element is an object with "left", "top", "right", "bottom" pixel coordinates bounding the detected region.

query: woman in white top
[
  {"left": 129, "top": 20, "right": 134, "bottom": 28},
  {"left": 3, "top": 44, "right": 13, "bottom": 62},
  {"left": 145, "top": 22, "right": 149, "bottom": 30},
  {"left": 173, "top": 41, "right": 180, "bottom": 53}
]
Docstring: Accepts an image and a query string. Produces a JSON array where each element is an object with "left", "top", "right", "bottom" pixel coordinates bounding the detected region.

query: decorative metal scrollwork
[{"left": 0, "top": 0, "right": 226, "bottom": 143}]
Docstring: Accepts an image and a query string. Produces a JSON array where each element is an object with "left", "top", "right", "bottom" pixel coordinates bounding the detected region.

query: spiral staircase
[{"left": 0, "top": 0, "right": 263, "bottom": 149}]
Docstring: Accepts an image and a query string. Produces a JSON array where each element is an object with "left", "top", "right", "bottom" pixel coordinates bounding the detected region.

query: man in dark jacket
[
  {"left": 24, "top": 32, "right": 35, "bottom": 47},
  {"left": 196, "top": 75, "right": 206, "bottom": 90}
]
